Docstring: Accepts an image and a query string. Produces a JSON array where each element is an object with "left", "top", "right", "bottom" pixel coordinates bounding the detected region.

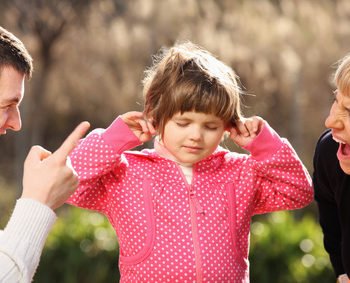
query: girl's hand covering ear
[
  {"left": 121, "top": 111, "right": 156, "bottom": 143},
  {"left": 228, "top": 116, "right": 264, "bottom": 147}
]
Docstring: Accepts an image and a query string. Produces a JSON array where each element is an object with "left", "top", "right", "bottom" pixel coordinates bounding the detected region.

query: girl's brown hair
[{"left": 142, "top": 41, "right": 243, "bottom": 137}]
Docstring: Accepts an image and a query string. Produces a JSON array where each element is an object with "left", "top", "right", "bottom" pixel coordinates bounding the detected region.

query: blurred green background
[{"left": 0, "top": 0, "right": 348, "bottom": 282}]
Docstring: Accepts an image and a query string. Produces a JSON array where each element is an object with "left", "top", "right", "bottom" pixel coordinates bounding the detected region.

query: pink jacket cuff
[
  {"left": 243, "top": 122, "right": 283, "bottom": 161},
  {"left": 102, "top": 116, "right": 142, "bottom": 152}
]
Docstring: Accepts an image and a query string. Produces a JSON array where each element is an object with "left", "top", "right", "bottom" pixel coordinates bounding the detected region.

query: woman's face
[{"left": 325, "top": 89, "right": 350, "bottom": 174}]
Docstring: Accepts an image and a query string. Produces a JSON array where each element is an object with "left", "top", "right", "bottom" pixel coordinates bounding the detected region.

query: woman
[{"left": 313, "top": 54, "right": 350, "bottom": 283}]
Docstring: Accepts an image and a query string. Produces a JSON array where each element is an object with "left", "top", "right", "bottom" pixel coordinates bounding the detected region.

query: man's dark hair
[{"left": 0, "top": 26, "right": 33, "bottom": 79}]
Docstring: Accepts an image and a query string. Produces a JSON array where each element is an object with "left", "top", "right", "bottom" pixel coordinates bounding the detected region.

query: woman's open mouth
[{"left": 337, "top": 142, "right": 350, "bottom": 160}]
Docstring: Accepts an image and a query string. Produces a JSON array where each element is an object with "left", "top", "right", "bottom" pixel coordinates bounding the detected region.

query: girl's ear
[
  {"left": 224, "top": 119, "right": 236, "bottom": 131},
  {"left": 230, "top": 118, "right": 237, "bottom": 127}
]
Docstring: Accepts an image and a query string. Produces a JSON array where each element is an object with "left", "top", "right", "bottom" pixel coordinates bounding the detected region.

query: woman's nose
[{"left": 324, "top": 105, "right": 342, "bottom": 130}]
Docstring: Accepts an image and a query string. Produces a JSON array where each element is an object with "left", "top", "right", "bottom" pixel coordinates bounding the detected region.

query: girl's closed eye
[
  {"left": 205, "top": 125, "right": 218, "bottom": 131},
  {"left": 176, "top": 122, "right": 189, "bottom": 127}
]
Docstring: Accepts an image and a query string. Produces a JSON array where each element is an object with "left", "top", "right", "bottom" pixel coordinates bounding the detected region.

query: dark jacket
[{"left": 313, "top": 130, "right": 350, "bottom": 276}]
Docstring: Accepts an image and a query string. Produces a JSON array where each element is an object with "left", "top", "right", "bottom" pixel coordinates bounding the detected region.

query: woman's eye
[{"left": 0, "top": 105, "right": 11, "bottom": 111}]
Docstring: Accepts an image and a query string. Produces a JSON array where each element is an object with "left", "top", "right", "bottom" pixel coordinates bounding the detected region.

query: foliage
[
  {"left": 34, "top": 207, "right": 119, "bottom": 283},
  {"left": 250, "top": 211, "right": 334, "bottom": 283}
]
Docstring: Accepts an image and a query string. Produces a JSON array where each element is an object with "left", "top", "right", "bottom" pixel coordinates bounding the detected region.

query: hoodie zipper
[{"left": 175, "top": 164, "right": 204, "bottom": 283}]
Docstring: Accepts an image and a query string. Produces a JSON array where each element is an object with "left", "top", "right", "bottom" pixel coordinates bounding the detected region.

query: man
[
  {"left": 0, "top": 26, "right": 90, "bottom": 282},
  {"left": 313, "top": 54, "right": 350, "bottom": 283}
]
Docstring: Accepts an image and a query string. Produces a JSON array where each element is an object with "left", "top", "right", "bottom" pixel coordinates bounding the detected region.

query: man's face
[{"left": 0, "top": 66, "right": 25, "bottom": 135}]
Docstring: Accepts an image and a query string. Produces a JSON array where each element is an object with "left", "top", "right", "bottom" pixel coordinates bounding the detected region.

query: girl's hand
[
  {"left": 120, "top": 111, "right": 156, "bottom": 143},
  {"left": 228, "top": 116, "right": 264, "bottom": 147}
]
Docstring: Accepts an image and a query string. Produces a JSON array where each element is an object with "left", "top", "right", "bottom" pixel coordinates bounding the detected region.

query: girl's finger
[
  {"left": 235, "top": 120, "right": 250, "bottom": 137},
  {"left": 243, "top": 120, "right": 256, "bottom": 137},
  {"left": 144, "top": 118, "right": 156, "bottom": 135},
  {"left": 138, "top": 118, "right": 152, "bottom": 134}
]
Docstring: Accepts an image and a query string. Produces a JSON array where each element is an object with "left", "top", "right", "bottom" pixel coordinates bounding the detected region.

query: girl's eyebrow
[
  {"left": 173, "top": 117, "right": 191, "bottom": 121},
  {"left": 204, "top": 120, "right": 222, "bottom": 125}
]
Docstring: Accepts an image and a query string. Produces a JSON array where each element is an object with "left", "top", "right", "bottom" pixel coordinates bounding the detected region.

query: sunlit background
[{"left": 0, "top": 0, "right": 348, "bottom": 282}]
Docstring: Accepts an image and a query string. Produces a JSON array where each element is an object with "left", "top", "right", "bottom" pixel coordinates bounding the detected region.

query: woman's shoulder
[
  {"left": 315, "top": 129, "right": 337, "bottom": 151},
  {"left": 314, "top": 129, "right": 338, "bottom": 165}
]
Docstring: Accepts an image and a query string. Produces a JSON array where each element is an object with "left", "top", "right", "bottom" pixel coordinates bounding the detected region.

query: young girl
[{"left": 68, "top": 42, "right": 313, "bottom": 282}]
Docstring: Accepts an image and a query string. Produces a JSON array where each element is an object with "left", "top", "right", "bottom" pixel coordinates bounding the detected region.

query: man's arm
[
  {"left": 0, "top": 199, "right": 56, "bottom": 282},
  {"left": 0, "top": 121, "right": 90, "bottom": 282}
]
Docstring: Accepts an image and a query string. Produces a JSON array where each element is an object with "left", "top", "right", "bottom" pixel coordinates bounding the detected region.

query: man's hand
[{"left": 21, "top": 121, "right": 90, "bottom": 210}]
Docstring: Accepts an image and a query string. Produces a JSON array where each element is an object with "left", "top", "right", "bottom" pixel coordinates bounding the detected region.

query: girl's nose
[{"left": 189, "top": 126, "right": 202, "bottom": 140}]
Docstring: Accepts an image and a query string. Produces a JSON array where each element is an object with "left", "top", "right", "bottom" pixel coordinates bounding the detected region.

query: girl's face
[{"left": 162, "top": 111, "right": 226, "bottom": 165}]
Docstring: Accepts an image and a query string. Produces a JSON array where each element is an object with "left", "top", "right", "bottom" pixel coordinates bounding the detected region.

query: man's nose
[{"left": 7, "top": 108, "right": 22, "bottom": 132}]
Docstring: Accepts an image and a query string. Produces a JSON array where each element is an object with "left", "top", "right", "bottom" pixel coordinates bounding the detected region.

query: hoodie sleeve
[
  {"left": 67, "top": 117, "right": 142, "bottom": 211},
  {"left": 242, "top": 122, "right": 313, "bottom": 214}
]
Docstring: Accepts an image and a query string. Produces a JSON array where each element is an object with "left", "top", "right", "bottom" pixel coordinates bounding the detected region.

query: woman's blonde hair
[
  {"left": 142, "top": 41, "right": 243, "bottom": 136},
  {"left": 334, "top": 54, "right": 350, "bottom": 95}
]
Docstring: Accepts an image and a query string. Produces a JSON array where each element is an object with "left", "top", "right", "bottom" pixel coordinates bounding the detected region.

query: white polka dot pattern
[{"left": 67, "top": 119, "right": 313, "bottom": 283}]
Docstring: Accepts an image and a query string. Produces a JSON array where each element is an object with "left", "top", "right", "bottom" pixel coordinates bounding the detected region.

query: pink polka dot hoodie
[{"left": 67, "top": 117, "right": 313, "bottom": 283}]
